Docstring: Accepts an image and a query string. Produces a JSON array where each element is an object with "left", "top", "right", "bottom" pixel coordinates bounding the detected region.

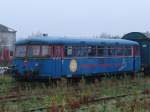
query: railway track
[
  {"left": 0, "top": 94, "right": 44, "bottom": 103},
  {"left": 0, "top": 78, "right": 149, "bottom": 103},
  {"left": 0, "top": 76, "right": 149, "bottom": 112},
  {"left": 22, "top": 90, "right": 150, "bottom": 112}
]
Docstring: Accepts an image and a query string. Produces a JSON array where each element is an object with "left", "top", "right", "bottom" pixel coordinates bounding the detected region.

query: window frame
[
  {"left": 54, "top": 45, "right": 63, "bottom": 58},
  {"left": 73, "top": 46, "right": 88, "bottom": 57},
  {"left": 41, "top": 45, "right": 50, "bottom": 57},
  {"left": 65, "top": 46, "right": 73, "bottom": 57},
  {"left": 87, "top": 46, "right": 97, "bottom": 57},
  {"left": 107, "top": 46, "right": 116, "bottom": 56},
  {"left": 106, "top": 46, "right": 132, "bottom": 57},
  {"left": 133, "top": 46, "right": 140, "bottom": 56},
  {"left": 27, "top": 45, "right": 41, "bottom": 57},
  {"left": 97, "top": 46, "right": 105, "bottom": 57},
  {"left": 15, "top": 45, "right": 27, "bottom": 58},
  {"left": 124, "top": 46, "right": 132, "bottom": 56}
]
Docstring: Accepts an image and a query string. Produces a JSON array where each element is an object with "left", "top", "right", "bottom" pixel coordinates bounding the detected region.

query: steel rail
[{"left": 23, "top": 91, "right": 150, "bottom": 112}]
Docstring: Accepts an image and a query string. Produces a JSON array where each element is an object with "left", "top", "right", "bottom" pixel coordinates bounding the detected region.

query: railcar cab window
[
  {"left": 88, "top": 46, "right": 96, "bottom": 56},
  {"left": 41, "top": 46, "right": 49, "bottom": 57},
  {"left": 15, "top": 46, "right": 27, "bottom": 57},
  {"left": 27, "top": 45, "right": 40, "bottom": 57}
]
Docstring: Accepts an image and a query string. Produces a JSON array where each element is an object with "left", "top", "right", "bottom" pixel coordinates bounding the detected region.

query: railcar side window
[
  {"left": 80, "top": 47, "right": 88, "bottom": 56},
  {"left": 88, "top": 46, "right": 96, "bottom": 56},
  {"left": 65, "top": 46, "right": 73, "bottom": 57},
  {"left": 55, "top": 46, "right": 62, "bottom": 57},
  {"left": 124, "top": 47, "right": 132, "bottom": 56},
  {"left": 42, "top": 46, "right": 49, "bottom": 57},
  {"left": 116, "top": 48, "right": 124, "bottom": 56},
  {"left": 74, "top": 46, "right": 88, "bottom": 57},
  {"left": 27, "top": 46, "right": 40, "bottom": 57},
  {"left": 15, "top": 46, "right": 26, "bottom": 57},
  {"left": 97, "top": 46, "right": 104, "bottom": 56},
  {"left": 67, "top": 46, "right": 73, "bottom": 56},
  {"left": 74, "top": 47, "right": 80, "bottom": 56},
  {"left": 108, "top": 47, "right": 116, "bottom": 56},
  {"left": 133, "top": 46, "right": 140, "bottom": 56}
]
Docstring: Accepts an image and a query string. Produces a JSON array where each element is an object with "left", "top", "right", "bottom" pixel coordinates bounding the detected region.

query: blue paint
[
  {"left": 13, "top": 57, "right": 140, "bottom": 78},
  {"left": 13, "top": 36, "right": 141, "bottom": 79},
  {"left": 16, "top": 36, "right": 139, "bottom": 46}
]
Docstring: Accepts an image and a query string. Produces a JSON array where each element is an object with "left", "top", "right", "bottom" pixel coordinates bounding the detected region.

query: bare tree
[
  {"left": 96, "top": 33, "right": 120, "bottom": 39},
  {"left": 144, "top": 31, "right": 150, "bottom": 38}
]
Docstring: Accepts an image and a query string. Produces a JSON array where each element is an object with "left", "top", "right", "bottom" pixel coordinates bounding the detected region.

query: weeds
[{"left": 0, "top": 74, "right": 149, "bottom": 112}]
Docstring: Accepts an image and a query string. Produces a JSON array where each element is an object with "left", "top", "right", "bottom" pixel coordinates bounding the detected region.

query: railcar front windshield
[
  {"left": 27, "top": 45, "right": 41, "bottom": 57},
  {"left": 15, "top": 45, "right": 51, "bottom": 58},
  {"left": 15, "top": 46, "right": 27, "bottom": 57}
]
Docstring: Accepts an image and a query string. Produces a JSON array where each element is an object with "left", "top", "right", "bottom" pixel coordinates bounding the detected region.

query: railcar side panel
[
  {"left": 12, "top": 37, "right": 141, "bottom": 79},
  {"left": 61, "top": 57, "right": 140, "bottom": 78},
  {"left": 13, "top": 57, "right": 140, "bottom": 78}
]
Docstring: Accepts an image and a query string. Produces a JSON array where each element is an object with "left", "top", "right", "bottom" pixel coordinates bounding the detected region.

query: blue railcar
[{"left": 12, "top": 36, "right": 141, "bottom": 79}]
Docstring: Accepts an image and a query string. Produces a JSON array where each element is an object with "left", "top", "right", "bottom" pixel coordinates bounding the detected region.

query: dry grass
[{"left": 0, "top": 74, "right": 149, "bottom": 112}]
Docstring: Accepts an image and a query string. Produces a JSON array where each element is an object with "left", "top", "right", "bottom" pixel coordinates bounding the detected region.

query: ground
[{"left": 0, "top": 73, "right": 149, "bottom": 112}]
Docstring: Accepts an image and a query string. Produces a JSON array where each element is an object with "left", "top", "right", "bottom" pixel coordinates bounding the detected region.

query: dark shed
[
  {"left": 122, "top": 32, "right": 150, "bottom": 74},
  {"left": 122, "top": 32, "right": 149, "bottom": 41}
]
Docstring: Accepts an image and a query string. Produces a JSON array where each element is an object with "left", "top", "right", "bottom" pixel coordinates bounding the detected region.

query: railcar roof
[{"left": 16, "top": 36, "right": 139, "bottom": 46}]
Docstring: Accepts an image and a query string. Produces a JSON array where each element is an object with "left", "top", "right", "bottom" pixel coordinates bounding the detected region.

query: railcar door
[{"left": 53, "top": 45, "right": 64, "bottom": 78}]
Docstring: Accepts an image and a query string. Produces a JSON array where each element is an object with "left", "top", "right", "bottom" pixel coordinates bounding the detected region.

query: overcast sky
[{"left": 0, "top": 0, "right": 150, "bottom": 38}]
